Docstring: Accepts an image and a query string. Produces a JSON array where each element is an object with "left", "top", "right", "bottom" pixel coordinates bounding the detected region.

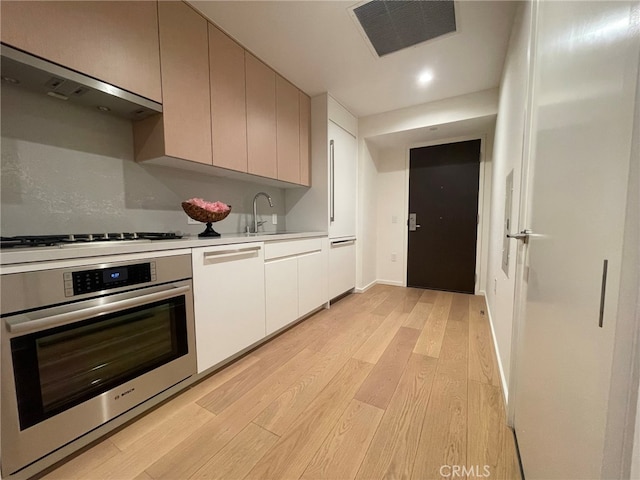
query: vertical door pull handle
[
  {"left": 599, "top": 259, "right": 608, "bottom": 328},
  {"left": 330, "top": 140, "right": 335, "bottom": 222}
]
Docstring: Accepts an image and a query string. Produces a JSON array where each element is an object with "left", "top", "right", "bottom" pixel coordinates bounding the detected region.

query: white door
[
  {"left": 511, "top": 1, "right": 639, "bottom": 478},
  {"left": 328, "top": 120, "right": 357, "bottom": 239}
]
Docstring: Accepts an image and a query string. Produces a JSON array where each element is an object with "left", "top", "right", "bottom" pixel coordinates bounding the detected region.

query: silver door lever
[{"left": 507, "top": 229, "right": 532, "bottom": 243}]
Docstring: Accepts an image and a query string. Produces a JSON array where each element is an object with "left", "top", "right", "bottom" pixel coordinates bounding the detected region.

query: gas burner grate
[{"left": 0, "top": 232, "right": 182, "bottom": 249}]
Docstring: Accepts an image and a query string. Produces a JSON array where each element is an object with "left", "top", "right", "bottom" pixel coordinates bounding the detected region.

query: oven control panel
[{"left": 64, "top": 262, "right": 156, "bottom": 296}]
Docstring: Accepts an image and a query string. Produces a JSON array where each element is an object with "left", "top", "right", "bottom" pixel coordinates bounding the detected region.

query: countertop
[{"left": 0, "top": 231, "right": 328, "bottom": 267}]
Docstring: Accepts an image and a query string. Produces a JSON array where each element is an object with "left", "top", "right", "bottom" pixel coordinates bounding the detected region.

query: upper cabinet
[
  {"left": 0, "top": 1, "right": 162, "bottom": 103},
  {"left": 246, "top": 53, "right": 277, "bottom": 179},
  {"left": 299, "top": 92, "right": 311, "bottom": 187},
  {"left": 276, "top": 75, "right": 301, "bottom": 184},
  {"left": 134, "top": 1, "right": 212, "bottom": 166},
  {"left": 209, "top": 24, "right": 248, "bottom": 173},
  {"left": 2, "top": 0, "right": 311, "bottom": 186}
]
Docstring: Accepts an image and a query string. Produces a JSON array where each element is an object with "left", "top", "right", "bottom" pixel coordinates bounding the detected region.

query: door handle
[
  {"left": 507, "top": 229, "right": 532, "bottom": 243},
  {"left": 409, "top": 213, "right": 420, "bottom": 231},
  {"left": 330, "top": 139, "right": 335, "bottom": 223}
]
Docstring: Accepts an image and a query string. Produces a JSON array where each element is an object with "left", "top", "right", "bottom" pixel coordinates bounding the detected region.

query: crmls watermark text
[{"left": 439, "top": 465, "right": 491, "bottom": 478}]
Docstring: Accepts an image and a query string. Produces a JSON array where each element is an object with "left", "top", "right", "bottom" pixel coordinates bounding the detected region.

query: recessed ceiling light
[
  {"left": 97, "top": 106, "right": 111, "bottom": 112},
  {"left": 417, "top": 71, "right": 434, "bottom": 86}
]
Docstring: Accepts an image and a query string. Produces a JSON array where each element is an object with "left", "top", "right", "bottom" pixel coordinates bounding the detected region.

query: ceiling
[{"left": 189, "top": 1, "right": 518, "bottom": 119}]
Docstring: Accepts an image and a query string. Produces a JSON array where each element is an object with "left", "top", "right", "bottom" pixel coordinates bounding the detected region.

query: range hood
[{"left": 0, "top": 44, "right": 162, "bottom": 120}]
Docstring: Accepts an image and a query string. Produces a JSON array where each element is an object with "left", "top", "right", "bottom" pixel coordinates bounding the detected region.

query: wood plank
[
  {"left": 110, "top": 355, "right": 259, "bottom": 451},
  {"left": 79, "top": 403, "right": 214, "bottom": 479},
  {"left": 436, "top": 302, "right": 469, "bottom": 380},
  {"left": 419, "top": 289, "right": 439, "bottom": 303},
  {"left": 414, "top": 292, "right": 454, "bottom": 357},
  {"left": 469, "top": 295, "right": 500, "bottom": 386},
  {"left": 411, "top": 372, "right": 467, "bottom": 480},
  {"left": 355, "top": 354, "right": 438, "bottom": 480},
  {"left": 246, "top": 358, "right": 374, "bottom": 480},
  {"left": 354, "top": 327, "right": 420, "bottom": 409},
  {"left": 353, "top": 306, "right": 410, "bottom": 364},
  {"left": 300, "top": 400, "right": 384, "bottom": 480},
  {"left": 43, "top": 440, "right": 120, "bottom": 480},
  {"left": 499, "top": 425, "right": 523, "bottom": 480},
  {"left": 371, "top": 288, "right": 406, "bottom": 316},
  {"left": 467, "top": 381, "right": 504, "bottom": 479},
  {"left": 146, "top": 348, "right": 317, "bottom": 480},
  {"left": 400, "top": 288, "right": 424, "bottom": 313},
  {"left": 133, "top": 472, "right": 153, "bottom": 480},
  {"left": 195, "top": 317, "right": 323, "bottom": 414},
  {"left": 254, "top": 312, "right": 384, "bottom": 435},
  {"left": 403, "top": 301, "right": 433, "bottom": 330},
  {"left": 190, "top": 422, "right": 278, "bottom": 479}
]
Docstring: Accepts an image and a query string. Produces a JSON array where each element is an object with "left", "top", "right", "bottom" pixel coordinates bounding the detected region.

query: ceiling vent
[{"left": 350, "top": 0, "right": 457, "bottom": 57}]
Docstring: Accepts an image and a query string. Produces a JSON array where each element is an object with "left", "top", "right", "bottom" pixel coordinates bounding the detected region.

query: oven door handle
[{"left": 6, "top": 285, "right": 191, "bottom": 335}]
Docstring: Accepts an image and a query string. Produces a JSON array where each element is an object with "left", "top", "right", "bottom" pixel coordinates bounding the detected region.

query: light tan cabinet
[
  {"left": 276, "top": 75, "right": 300, "bottom": 184},
  {"left": 209, "top": 24, "right": 248, "bottom": 173},
  {"left": 246, "top": 53, "right": 277, "bottom": 179},
  {"left": 299, "top": 92, "right": 311, "bottom": 186},
  {"left": 0, "top": 1, "right": 162, "bottom": 103},
  {"left": 134, "top": 1, "right": 212, "bottom": 166}
]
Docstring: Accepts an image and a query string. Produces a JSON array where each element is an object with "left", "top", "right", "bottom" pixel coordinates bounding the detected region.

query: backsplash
[{"left": 1, "top": 84, "right": 286, "bottom": 236}]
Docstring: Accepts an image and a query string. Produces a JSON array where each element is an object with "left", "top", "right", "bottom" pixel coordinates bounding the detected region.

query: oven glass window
[{"left": 11, "top": 296, "right": 188, "bottom": 430}]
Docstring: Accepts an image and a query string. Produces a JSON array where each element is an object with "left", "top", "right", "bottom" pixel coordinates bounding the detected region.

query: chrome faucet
[{"left": 252, "top": 192, "right": 274, "bottom": 233}]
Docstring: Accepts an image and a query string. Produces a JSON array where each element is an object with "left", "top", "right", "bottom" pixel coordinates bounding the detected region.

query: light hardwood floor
[{"left": 42, "top": 285, "right": 522, "bottom": 480}]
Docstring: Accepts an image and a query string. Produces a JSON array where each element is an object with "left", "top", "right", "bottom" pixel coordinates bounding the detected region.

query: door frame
[{"left": 401, "top": 133, "right": 491, "bottom": 294}]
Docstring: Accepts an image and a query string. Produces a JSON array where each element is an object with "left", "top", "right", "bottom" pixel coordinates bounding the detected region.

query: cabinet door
[
  {"left": 209, "top": 24, "right": 248, "bottom": 173},
  {"left": 298, "top": 249, "right": 328, "bottom": 317},
  {"left": 246, "top": 53, "right": 277, "bottom": 178},
  {"left": 299, "top": 92, "right": 311, "bottom": 187},
  {"left": 0, "top": 1, "right": 162, "bottom": 103},
  {"left": 328, "top": 240, "right": 356, "bottom": 300},
  {"left": 265, "top": 257, "right": 299, "bottom": 335},
  {"left": 192, "top": 243, "right": 266, "bottom": 373},
  {"left": 157, "top": 1, "right": 212, "bottom": 165},
  {"left": 276, "top": 75, "right": 300, "bottom": 184},
  {"left": 328, "top": 120, "right": 357, "bottom": 239}
]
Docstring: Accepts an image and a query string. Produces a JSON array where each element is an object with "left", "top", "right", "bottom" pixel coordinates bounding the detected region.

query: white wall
[
  {"left": 484, "top": 2, "right": 531, "bottom": 401},
  {"left": 356, "top": 139, "right": 378, "bottom": 291},
  {"left": 359, "top": 88, "right": 499, "bottom": 140},
  {"left": 374, "top": 146, "right": 406, "bottom": 286},
  {"left": 1, "top": 84, "right": 287, "bottom": 236}
]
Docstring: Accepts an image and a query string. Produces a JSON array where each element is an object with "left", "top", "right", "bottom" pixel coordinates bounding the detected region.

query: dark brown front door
[{"left": 407, "top": 139, "right": 481, "bottom": 293}]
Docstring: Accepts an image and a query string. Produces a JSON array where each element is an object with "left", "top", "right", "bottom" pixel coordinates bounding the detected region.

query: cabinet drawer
[
  {"left": 329, "top": 239, "right": 356, "bottom": 300},
  {"left": 264, "top": 238, "right": 322, "bottom": 260}
]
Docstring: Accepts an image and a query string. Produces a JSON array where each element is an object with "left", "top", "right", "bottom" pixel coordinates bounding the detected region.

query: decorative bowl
[{"left": 181, "top": 201, "right": 231, "bottom": 237}]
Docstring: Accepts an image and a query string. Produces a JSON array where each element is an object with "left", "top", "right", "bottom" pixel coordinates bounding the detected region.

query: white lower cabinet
[
  {"left": 264, "top": 238, "right": 328, "bottom": 335},
  {"left": 192, "top": 243, "right": 266, "bottom": 373},
  {"left": 265, "top": 257, "right": 298, "bottom": 335},
  {"left": 298, "top": 250, "right": 327, "bottom": 317},
  {"left": 329, "top": 238, "right": 356, "bottom": 300}
]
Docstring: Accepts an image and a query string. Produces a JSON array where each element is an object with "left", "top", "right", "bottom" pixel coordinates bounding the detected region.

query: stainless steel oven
[{"left": 0, "top": 254, "right": 196, "bottom": 476}]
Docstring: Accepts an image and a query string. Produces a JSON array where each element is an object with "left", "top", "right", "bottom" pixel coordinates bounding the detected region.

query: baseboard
[
  {"left": 376, "top": 279, "right": 404, "bottom": 287},
  {"left": 355, "top": 280, "right": 377, "bottom": 293},
  {"left": 480, "top": 293, "right": 510, "bottom": 406}
]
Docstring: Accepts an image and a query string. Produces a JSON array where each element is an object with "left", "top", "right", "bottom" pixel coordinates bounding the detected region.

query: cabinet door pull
[
  {"left": 330, "top": 139, "right": 335, "bottom": 222},
  {"left": 331, "top": 239, "right": 355, "bottom": 246},
  {"left": 598, "top": 259, "right": 608, "bottom": 328},
  {"left": 204, "top": 246, "right": 261, "bottom": 259}
]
